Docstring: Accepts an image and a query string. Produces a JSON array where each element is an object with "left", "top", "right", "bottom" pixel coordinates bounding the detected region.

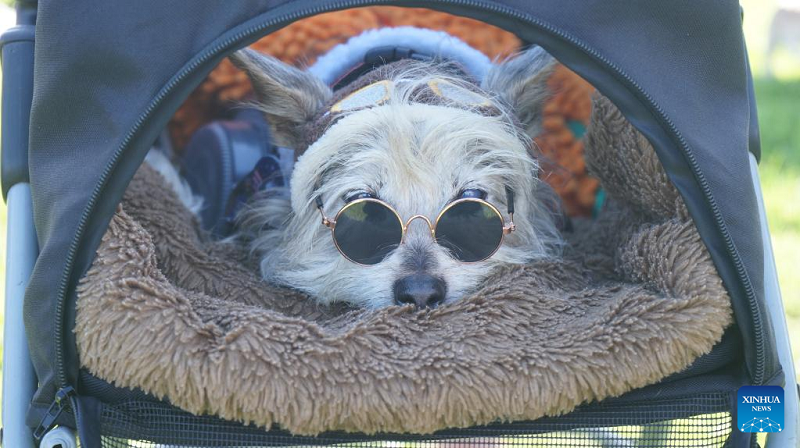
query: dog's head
[{"left": 233, "top": 47, "right": 562, "bottom": 309}]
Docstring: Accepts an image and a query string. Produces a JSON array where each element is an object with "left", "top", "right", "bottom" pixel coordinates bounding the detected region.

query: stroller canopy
[{"left": 23, "top": 0, "right": 778, "bottom": 420}]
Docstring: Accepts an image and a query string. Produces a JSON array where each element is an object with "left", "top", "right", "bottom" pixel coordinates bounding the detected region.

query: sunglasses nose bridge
[{"left": 404, "top": 215, "right": 436, "bottom": 239}]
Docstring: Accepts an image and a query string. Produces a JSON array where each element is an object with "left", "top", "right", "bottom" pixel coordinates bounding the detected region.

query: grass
[
  {"left": 742, "top": 0, "right": 800, "bottom": 375},
  {"left": 755, "top": 77, "right": 800, "bottom": 378},
  {"left": 0, "top": 186, "right": 4, "bottom": 406}
]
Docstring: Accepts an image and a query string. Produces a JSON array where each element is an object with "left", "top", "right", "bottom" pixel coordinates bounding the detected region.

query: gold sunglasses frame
[{"left": 316, "top": 197, "right": 515, "bottom": 265}]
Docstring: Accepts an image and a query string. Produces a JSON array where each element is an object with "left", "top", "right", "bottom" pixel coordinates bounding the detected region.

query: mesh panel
[{"left": 96, "top": 393, "right": 733, "bottom": 448}]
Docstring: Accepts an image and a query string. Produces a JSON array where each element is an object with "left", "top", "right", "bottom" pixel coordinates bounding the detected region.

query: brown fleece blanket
[{"left": 75, "top": 95, "right": 732, "bottom": 435}]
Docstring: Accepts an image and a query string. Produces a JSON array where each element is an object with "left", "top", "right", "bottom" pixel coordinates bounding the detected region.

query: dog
[{"left": 151, "top": 44, "right": 562, "bottom": 310}]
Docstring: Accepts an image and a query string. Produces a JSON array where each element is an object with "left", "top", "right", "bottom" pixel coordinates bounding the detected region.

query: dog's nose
[{"left": 393, "top": 274, "right": 446, "bottom": 309}]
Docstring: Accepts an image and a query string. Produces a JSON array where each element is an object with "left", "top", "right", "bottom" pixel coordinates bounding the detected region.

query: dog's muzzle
[{"left": 393, "top": 273, "right": 447, "bottom": 309}]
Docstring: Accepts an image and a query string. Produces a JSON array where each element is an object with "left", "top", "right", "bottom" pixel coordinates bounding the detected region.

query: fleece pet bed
[{"left": 75, "top": 94, "right": 732, "bottom": 436}]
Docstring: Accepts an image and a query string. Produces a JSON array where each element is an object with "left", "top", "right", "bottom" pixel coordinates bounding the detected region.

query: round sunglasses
[{"left": 314, "top": 189, "right": 516, "bottom": 265}]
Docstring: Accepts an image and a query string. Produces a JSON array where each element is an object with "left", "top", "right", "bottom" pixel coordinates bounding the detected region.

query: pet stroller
[{"left": 1, "top": 0, "right": 797, "bottom": 447}]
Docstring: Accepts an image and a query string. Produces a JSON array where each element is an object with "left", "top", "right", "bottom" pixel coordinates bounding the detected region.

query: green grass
[
  {"left": 0, "top": 56, "right": 4, "bottom": 409},
  {"left": 0, "top": 195, "right": 4, "bottom": 407},
  {"left": 754, "top": 77, "right": 800, "bottom": 379}
]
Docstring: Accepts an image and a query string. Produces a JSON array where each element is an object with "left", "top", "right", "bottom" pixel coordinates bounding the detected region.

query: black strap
[
  {"left": 505, "top": 186, "right": 515, "bottom": 215},
  {"left": 331, "top": 46, "right": 432, "bottom": 90}
]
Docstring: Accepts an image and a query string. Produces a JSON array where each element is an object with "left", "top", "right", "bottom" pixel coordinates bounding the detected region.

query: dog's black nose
[{"left": 393, "top": 274, "right": 446, "bottom": 309}]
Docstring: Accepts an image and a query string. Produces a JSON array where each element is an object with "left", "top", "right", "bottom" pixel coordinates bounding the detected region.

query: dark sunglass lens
[
  {"left": 436, "top": 201, "right": 503, "bottom": 262},
  {"left": 333, "top": 200, "right": 403, "bottom": 265}
]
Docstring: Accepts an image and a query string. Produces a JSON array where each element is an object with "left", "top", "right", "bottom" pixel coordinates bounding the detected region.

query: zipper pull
[{"left": 33, "top": 386, "right": 76, "bottom": 441}]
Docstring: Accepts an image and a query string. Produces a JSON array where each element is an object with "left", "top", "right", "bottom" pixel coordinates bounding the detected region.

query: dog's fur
[{"left": 152, "top": 46, "right": 563, "bottom": 309}]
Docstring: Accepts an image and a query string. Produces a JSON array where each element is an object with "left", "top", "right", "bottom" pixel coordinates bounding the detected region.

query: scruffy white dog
[{"left": 153, "top": 43, "right": 562, "bottom": 310}]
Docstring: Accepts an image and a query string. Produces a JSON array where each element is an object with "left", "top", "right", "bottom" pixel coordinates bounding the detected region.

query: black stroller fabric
[{"left": 23, "top": 0, "right": 778, "bottom": 440}]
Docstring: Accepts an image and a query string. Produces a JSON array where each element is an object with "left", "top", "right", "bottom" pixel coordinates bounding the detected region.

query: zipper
[
  {"left": 32, "top": 386, "right": 76, "bottom": 441},
  {"left": 52, "top": 0, "right": 766, "bottom": 400}
]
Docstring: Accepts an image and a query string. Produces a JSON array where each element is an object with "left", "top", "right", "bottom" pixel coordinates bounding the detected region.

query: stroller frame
[{"left": 1, "top": 1, "right": 797, "bottom": 446}]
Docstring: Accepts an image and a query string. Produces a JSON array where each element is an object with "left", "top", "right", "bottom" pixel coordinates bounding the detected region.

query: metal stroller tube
[{"left": 1, "top": 2, "right": 49, "bottom": 447}]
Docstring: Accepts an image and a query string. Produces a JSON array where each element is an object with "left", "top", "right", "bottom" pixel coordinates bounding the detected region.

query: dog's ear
[
  {"left": 230, "top": 49, "right": 332, "bottom": 148},
  {"left": 482, "top": 46, "right": 556, "bottom": 139}
]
